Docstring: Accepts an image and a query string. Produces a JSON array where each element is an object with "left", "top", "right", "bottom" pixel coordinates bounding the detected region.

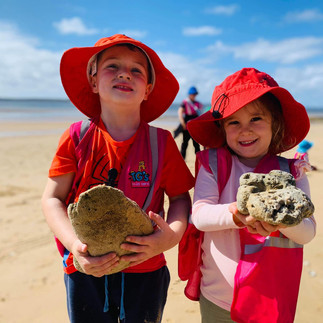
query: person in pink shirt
[
  {"left": 185, "top": 68, "right": 316, "bottom": 322},
  {"left": 176, "top": 86, "right": 203, "bottom": 159}
]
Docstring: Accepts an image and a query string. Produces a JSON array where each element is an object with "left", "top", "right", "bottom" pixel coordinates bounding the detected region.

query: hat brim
[
  {"left": 60, "top": 36, "right": 179, "bottom": 123},
  {"left": 187, "top": 86, "right": 310, "bottom": 153}
]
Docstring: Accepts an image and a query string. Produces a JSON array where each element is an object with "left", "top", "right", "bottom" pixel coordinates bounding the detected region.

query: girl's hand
[
  {"left": 119, "top": 211, "right": 178, "bottom": 267},
  {"left": 229, "top": 202, "right": 282, "bottom": 237},
  {"left": 71, "top": 239, "right": 120, "bottom": 277}
]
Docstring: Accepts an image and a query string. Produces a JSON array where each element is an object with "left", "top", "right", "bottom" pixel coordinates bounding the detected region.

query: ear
[
  {"left": 90, "top": 75, "right": 99, "bottom": 94},
  {"left": 143, "top": 84, "right": 153, "bottom": 101}
]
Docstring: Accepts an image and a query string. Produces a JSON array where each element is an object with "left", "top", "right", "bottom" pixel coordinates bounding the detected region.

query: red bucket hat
[
  {"left": 187, "top": 68, "right": 310, "bottom": 153},
  {"left": 60, "top": 34, "right": 179, "bottom": 123}
]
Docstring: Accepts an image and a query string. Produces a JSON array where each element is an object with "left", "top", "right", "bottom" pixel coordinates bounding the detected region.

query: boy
[{"left": 42, "top": 34, "right": 194, "bottom": 323}]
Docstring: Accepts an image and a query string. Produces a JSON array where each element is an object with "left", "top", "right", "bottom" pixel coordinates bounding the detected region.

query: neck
[
  {"left": 100, "top": 103, "right": 141, "bottom": 141},
  {"left": 237, "top": 155, "right": 264, "bottom": 168}
]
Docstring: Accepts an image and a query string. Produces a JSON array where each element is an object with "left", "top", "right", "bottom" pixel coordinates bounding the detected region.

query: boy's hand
[
  {"left": 229, "top": 202, "right": 282, "bottom": 237},
  {"left": 71, "top": 240, "right": 120, "bottom": 277},
  {"left": 119, "top": 211, "right": 177, "bottom": 267}
]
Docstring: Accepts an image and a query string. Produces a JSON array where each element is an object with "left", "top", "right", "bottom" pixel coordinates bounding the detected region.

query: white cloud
[
  {"left": 0, "top": 21, "right": 64, "bottom": 99},
  {"left": 158, "top": 51, "right": 224, "bottom": 104},
  {"left": 275, "top": 64, "right": 323, "bottom": 91},
  {"left": 207, "top": 37, "right": 323, "bottom": 64},
  {"left": 274, "top": 64, "right": 323, "bottom": 106},
  {"left": 284, "top": 9, "right": 323, "bottom": 23},
  {"left": 53, "top": 17, "right": 98, "bottom": 36},
  {"left": 205, "top": 4, "right": 239, "bottom": 16},
  {"left": 183, "top": 26, "right": 222, "bottom": 36}
]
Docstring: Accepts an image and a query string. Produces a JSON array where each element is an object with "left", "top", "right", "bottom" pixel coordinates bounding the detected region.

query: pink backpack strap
[
  {"left": 69, "top": 119, "right": 92, "bottom": 148},
  {"left": 55, "top": 118, "right": 96, "bottom": 257},
  {"left": 196, "top": 147, "right": 232, "bottom": 193},
  {"left": 142, "top": 126, "right": 159, "bottom": 211}
]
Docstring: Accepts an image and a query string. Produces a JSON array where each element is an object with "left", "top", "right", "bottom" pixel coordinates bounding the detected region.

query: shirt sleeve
[
  {"left": 192, "top": 165, "right": 238, "bottom": 231},
  {"left": 279, "top": 170, "right": 316, "bottom": 244},
  {"left": 48, "top": 128, "right": 77, "bottom": 177},
  {"left": 160, "top": 131, "right": 194, "bottom": 197}
]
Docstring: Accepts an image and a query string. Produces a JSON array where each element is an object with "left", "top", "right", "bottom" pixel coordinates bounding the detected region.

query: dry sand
[{"left": 0, "top": 119, "right": 322, "bottom": 322}]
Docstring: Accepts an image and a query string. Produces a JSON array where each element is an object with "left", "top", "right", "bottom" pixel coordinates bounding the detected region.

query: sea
[{"left": 1, "top": 98, "right": 323, "bottom": 138}]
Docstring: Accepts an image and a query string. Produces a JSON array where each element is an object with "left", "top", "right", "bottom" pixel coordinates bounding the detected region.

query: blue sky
[{"left": 1, "top": 1, "right": 323, "bottom": 108}]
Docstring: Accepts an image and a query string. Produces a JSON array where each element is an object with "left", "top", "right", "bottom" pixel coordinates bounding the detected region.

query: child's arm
[
  {"left": 41, "top": 174, "right": 120, "bottom": 277},
  {"left": 119, "top": 192, "right": 191, "bottom": 267}
]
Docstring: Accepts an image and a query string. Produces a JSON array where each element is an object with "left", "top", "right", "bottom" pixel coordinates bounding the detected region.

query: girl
[{"left": 184, "top": 68, "right": 316, "bottom": 323}]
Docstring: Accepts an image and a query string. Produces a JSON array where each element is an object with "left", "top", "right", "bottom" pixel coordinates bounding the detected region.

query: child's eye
[
  {"left": 228, "top": 120, "right": 239, "bottom": 125},
  {"left": 251, "top": 117, "right": 262, "bottom": 122},
  {"left": 132, "top": 67, "right": 143, "bottom": 74},
  {"left": 106, "top": 64, "right": 118, "bottom": 69}
]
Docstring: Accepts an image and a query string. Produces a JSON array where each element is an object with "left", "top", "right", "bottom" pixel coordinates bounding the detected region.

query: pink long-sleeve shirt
[{"left": 192, "top": 154, "right": 316, "bottom": 311}]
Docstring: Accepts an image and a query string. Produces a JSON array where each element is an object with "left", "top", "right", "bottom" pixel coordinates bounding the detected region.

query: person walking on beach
[
  {"left": 41, "top": 34, "right": 194, "bottom": 323},
  {"left": 176, "top": 86, "right": 203, "bottom": 160},
  {"left": 180, "top": 68, "right": 316, "bottom": 322}
]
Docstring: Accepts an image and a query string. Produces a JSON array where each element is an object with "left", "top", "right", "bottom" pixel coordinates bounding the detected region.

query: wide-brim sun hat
[
  {"left": 60, "top": 34, "right": 179, "bottom": 123},
  {"left": 187, "top": 67, "right": 310, "bottom": 154}
]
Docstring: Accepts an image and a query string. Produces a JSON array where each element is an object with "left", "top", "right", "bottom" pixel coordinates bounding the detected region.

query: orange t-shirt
[{"left": 49, "top": 118, "right": 194, "bottom": 200}]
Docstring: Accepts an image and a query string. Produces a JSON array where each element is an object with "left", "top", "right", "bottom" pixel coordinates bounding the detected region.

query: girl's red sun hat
[{"left": 187, "top": 67, "right": 310, "bottom": 153}]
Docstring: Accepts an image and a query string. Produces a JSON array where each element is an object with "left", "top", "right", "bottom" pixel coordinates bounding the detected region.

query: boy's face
[
  {"left": 189, "top": 93, "right": 197, "bottom": 101},
  {"left": 223, "top": 100, "right": 272, "bottom": 167},
  {"left": 90, "top": 45, "right": 152, "bottom": 108}
]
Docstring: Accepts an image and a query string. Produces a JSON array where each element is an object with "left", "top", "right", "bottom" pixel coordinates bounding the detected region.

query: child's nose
[
  {"left": 117, "top": 68, "right": 131, "bottom": 80},
  {"left": 241, "top": 124, "right": 252, "bottom": 133}
]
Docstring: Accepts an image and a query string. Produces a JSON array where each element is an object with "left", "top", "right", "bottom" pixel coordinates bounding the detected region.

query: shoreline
[{"left": 1, "top": 115, "right": 322, "bottom": 138}]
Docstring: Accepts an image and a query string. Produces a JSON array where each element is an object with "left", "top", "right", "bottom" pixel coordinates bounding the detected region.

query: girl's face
[
  {"left": 223, "top": 100, "right": 273, "bottom": 167},
  {"left": 91, "top": 45, "right": 152, "bottom": 109}
]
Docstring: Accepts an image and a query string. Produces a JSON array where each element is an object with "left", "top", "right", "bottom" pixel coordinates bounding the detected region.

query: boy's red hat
[
  {"left": 187, "top": 68, "right": 310, "bottom": 153},
  {"left": 60, "top": 34, "right": 179, "bottom": 123}
]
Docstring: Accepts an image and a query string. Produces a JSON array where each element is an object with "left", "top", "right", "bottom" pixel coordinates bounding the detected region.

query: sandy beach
[{"left": 0, "top": 118, "right": 322, "bottom": 323}]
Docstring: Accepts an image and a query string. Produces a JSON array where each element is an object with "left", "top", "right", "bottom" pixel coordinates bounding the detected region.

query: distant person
[
  {"left": 176, "top": 86, "right": 203, "bottom": 159},
  {"left": 294, "top": 139, "right": 317, "bottom": 171},
  {"left": 41, "top": 34, "right": 194, "bottom": 323},
  {"left": 179, "top": 68, "right": 316, "bottom": 322}
]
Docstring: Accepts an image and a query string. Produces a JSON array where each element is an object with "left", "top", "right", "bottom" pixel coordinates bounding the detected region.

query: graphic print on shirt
[
  {"left": 129, "top": 161, "right": 151, "bottom": 188},
  {"left": 81, "top": 142, "right": 123, "bottom": 191},
  {"left": 88, "top": 153, "right": 118, "bottom": 188}
]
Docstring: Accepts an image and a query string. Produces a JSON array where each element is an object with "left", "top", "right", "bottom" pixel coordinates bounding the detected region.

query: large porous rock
[
  {"left": 68, "top": 185, "right": 154, "bottom": 274},
  {"left": 236, "top": 170, "right": 314, "bottom": 226}
]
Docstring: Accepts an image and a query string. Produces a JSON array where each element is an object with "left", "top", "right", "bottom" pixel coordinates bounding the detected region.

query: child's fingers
[{"left": 148, "top": 211, "right": 168, "bottom": 231}]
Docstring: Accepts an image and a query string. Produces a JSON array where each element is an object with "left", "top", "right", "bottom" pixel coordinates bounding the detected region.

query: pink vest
[
  {"left": 182, "top": 99, "right": 201, "bottom": 116},
  {"left": 57, "top": 119, "right": 168, "bottom": 274},
  {"left": 179, "top": 148, "right": 302, "bottom": 323}
]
